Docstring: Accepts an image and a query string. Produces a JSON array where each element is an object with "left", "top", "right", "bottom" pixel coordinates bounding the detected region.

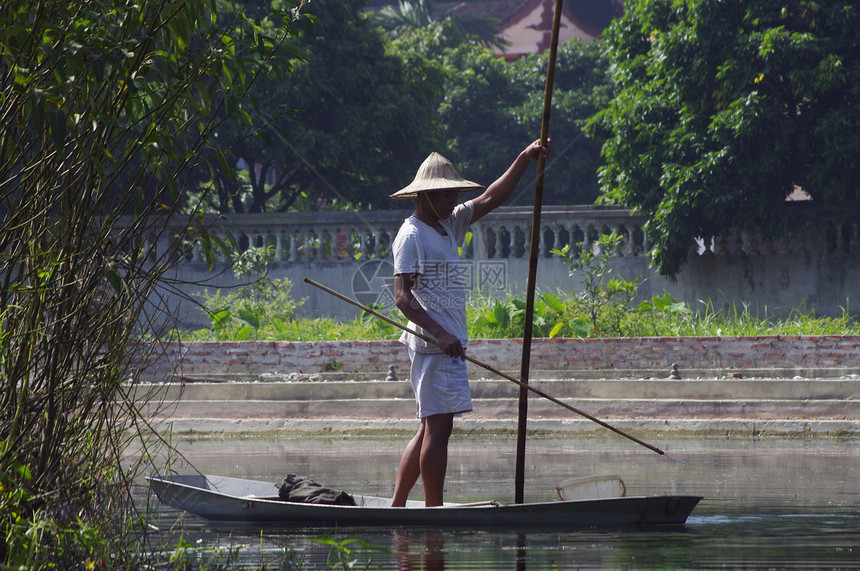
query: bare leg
[
  {"left": 391, "top": 419, "right": 426, "bottom": 507},
  {"left": 419, "top": 413, "right": 454, "bottom": 507}
]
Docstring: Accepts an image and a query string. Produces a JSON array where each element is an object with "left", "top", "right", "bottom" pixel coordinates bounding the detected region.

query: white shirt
[{"left": 392, "top": 201, "right": 474, "bottom": 353}]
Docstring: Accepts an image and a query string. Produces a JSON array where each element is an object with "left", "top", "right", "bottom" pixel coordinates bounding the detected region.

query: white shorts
[{"left": 408, "top": 348, "right": 472, "bottom": 418}]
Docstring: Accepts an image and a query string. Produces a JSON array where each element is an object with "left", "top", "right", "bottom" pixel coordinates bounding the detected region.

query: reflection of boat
[{"left": 148, "top": 474, "right": 701, "bottom": 528}]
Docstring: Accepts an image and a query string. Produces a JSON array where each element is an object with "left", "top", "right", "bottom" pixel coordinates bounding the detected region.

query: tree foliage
[
  {"left": 201, "top": 7, "right": 614, "bottom": 215},
  {"left": 587, "top": 0, "right": 860, "bottom": 276},
  {"left": 0, "top": 0, "right": 305, "bottom": 566},
  {"left": 509, "top": 40, "right": 613, "bottom": 205},
  {"left": 197, "top": 0, "right": 443, "bottom": 213},
  {"left": 372, "top": 0, "right": 508, "bottom": 52},
  {"left": 391, "top": 29, "right": 612, "bottom": 206},
  {"left": 438, "top": 44, "right": 531, "bottom": 185}
]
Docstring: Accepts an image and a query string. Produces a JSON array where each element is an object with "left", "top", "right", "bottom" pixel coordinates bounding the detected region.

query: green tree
[
  {"left": 373, "top": 0, "right": 507, "bottom": 51},
  {"left": 587, "top": 0, "right": 860, "bottom": 277},
  {"left": 196, "top": 0, "right": 443, "bottom": 213},
  {"left": 390, "top": 31, "right": 611, "bottom": 206},
  {"left": 0, "top": 0, "right": 305, "bottom": 566},
  {"left": 438, "top": 43, "right": 531, "bottom": 185},
  {"left": 510, "top": 40, "right": 613, "bottom": 205},
  {"left": 553, "top": 233, "right": 643, "bottom": 336}
]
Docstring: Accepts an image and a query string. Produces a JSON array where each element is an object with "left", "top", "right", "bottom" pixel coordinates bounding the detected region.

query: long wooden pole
[
  {"left": 515, "top": 0, "right": 565, "bottom": 504},
  {"left": 304, "top": 277, "right": 667, "bottom": 457}
]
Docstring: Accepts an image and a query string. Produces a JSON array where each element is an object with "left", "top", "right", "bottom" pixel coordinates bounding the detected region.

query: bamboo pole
[
  {"left": 515, "top": 0, "right": 566, "bottom": 505},
  {"left": 303, "top": 277, "right": 667, "bottom": 458}
]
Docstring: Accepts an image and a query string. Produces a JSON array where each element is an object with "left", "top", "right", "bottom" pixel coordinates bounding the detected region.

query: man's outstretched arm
[{"left": 470, "top": 139, "right": 550, "bottom": 224}]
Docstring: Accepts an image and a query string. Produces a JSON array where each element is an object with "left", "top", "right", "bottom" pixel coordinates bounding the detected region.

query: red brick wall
[{"left": 143, "top": 336, "right": 860, "bottom": 378}]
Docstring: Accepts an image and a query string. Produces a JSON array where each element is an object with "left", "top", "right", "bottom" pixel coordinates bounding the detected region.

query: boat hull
[{"left": 148, "top": 474, "right": 701, "bottom": 528}]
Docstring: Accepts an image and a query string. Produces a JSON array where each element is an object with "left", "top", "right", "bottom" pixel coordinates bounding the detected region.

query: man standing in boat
[{"left": 389, "top": 140, "right": 550, "bottom": 507}]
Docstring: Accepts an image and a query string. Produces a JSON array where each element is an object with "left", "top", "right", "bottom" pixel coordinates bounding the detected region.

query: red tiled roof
[{"left": 367, "top": 0, "right": 623, "bottom": 39}]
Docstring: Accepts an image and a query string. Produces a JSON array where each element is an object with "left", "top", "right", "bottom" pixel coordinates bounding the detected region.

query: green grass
[{"left": 171, "top": 292, "right": 860, "bottom": 342}]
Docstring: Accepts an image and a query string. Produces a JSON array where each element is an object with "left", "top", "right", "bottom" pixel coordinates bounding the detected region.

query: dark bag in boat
[{"left": 278, "top": 474, "right": 357, "bottom": 506}]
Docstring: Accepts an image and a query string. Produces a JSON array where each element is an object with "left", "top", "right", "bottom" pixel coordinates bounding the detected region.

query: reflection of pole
[
  {"left": 515, "top": 0, "right": 565, "bottom": 505},
  {"left": 516, "top": 533, "right": 527, "bottom": 571}
]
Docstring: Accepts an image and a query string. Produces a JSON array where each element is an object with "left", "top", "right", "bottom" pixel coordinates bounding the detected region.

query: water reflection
[
  {"left": 148, "top": 436, "right": 860, "bottom": 569},
  {"left": 395, "top": 532, "right": 445, "bottom": 571}
]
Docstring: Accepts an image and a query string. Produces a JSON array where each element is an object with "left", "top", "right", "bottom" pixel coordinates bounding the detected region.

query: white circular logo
[{"left": 352, "top": 259, "right": 395, "bottom": 310}]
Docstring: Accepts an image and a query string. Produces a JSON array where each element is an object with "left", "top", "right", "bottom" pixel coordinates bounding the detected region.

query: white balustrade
[
  {"left": 108, "top": 203, "right": 860, "bottom": 326},
  {"left": 116, "top": 204, "right": 850, "bottom": 273}
]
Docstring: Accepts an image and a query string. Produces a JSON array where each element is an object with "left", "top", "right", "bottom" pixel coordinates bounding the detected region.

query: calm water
[{"left": 147, "top": 435, "right": 859, "bottom": 569}]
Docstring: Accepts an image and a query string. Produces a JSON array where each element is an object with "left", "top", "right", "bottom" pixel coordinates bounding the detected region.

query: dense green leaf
[
  {"left": 235, "top": 324, "right": 255, "bottom": 340},
  {"left": 569, "top": 317, "right": 593, "bottom": 338},
  {"left": 237, "top": 308, "right": 261, "bottom": 329},
  {"left": 541, "top": 292, "right": 565, "bottom": 314},
  {"left": 588, "top": 0, "right": 860, "bottom": 276},
  {"left": 104, "top": 268, "right": 123, "bottom": 294},
  {"left": 48, "top": 108, "right": 66, "bottom": 154},
  {"left": 211, "top": 309, "right": 232, "bottom": 331}
]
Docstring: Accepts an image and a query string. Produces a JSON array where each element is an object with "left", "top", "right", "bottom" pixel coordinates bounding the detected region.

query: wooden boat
[{"left": 148, "top": 474, "right": 701, "bottom": 528}]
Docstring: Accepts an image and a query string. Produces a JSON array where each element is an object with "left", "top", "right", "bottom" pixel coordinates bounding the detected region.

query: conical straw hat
[{"left": 390, "top": 152, "right": 484, "bottom": 199}]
